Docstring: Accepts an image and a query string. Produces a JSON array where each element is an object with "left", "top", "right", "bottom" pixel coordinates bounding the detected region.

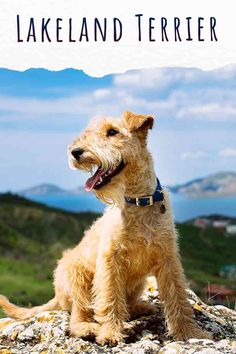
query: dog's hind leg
[{"left": 127, "top": 280, "right": 156, "bottom": 319}]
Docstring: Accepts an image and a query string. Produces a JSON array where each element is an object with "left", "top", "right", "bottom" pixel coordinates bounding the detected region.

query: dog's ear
[{"left": 122, "top": 111, "right": 154, "bottom": 133}]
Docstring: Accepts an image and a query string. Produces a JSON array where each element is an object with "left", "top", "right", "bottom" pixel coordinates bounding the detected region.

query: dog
[{"left": 0, "top": 111, "right": 207, "bottom": 345}]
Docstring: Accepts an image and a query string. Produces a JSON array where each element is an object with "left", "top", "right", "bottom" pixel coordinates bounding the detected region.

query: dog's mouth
[{"left": 85, "top": 160, "right": 125, "bottom": 192}]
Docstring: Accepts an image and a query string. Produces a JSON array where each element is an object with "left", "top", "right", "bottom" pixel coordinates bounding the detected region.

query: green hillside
[
  {"left": 177, "top": 224, "right": 235, "bottom": 288},
  {"left": 0, "top": 193, "right": 235, "bottom": 318},
  {"left": 0, "top": 193, "right": 98, "bottom": 317}
]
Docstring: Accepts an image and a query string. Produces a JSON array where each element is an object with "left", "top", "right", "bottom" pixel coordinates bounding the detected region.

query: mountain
[
  {"left": 170, "top": 172, "right": 236, "bottom": 197},
  {"left": 20, "top": 183, "right": 68, "bottom": 196},
  {"left": 19, "top": 183, "right": 86, "bottom": 196}
]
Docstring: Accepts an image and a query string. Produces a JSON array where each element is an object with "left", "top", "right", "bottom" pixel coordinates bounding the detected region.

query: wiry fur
[{"left": 0, "top": 111, "right": 208, "bottom": 345}]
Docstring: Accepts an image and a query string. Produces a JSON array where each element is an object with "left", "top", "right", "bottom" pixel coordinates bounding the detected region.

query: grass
[
  {"left": 178, "top": 224, "right": 236, "bottom": 288},
  {"left": 0, "top": 192, "right": 235, "bottom": 318},
  {"left": 0, "top": 193, "right": 98, "bottom": 315}
]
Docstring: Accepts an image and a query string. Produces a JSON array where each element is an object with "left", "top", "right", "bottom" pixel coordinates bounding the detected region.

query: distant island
[
  {"left": 169, "top": 171, "right": 236, "bottom": 198},
  {"left": 19, "top": 183, "right": 85, "bottom": 196},
  {"left": 18, "top": 171, "right": 236, "bottom": 198}
]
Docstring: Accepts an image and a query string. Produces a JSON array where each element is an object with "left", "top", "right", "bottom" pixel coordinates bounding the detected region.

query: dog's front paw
[
  {"left": 173, "top": 325, "right": 211, "bottom": 341},
  {"left": 70, "top": 321, "right": 100, "bottom": 339},
  {"left": 96, "top": 325, "right": 124, "bottom": 346}
]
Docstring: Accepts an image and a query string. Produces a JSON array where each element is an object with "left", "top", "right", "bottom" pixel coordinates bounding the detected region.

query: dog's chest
[{"left": 122, "top": 240, "right": 157, "bottom": 277}]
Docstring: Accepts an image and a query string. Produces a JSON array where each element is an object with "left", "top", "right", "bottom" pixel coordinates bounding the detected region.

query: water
[
  {"left": 27, "top": 193, "right": 236, "bottom": 222},
  {"left": 28, "top": 193, "right": 103, "bottom": 213}
]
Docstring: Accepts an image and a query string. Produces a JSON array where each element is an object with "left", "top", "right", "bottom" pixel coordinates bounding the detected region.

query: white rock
[
  {"left": 0, "top": 289, "right": 235, "bottom": 354},
  {"left": 195, "top": 349, "right": 221, "bottom": 354},
  {"left": 159, "top": 342, "right": 182, "bottom": 353},
  {"left": 1, "top": 322, "right": 25, "bottom": 336},
  {"left": 18, "top": 327, "right": 35, "bottom": 341}
]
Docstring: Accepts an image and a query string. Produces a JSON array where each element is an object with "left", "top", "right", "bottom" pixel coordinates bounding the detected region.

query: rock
[{"left": 0, "top": 278, "right": 235, "bottom": 353}]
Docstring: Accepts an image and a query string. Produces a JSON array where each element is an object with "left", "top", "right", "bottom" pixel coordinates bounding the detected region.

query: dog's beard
[{"left": 94, "top": 177, "right": 125, "bottom": 207}]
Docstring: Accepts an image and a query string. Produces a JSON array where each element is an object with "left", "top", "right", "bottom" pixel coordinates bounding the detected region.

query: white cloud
[
  {"left": 219, "top": 148, "right": 236, "bottom": 158},
  {"left": 113, "top": 66, "right": 236, "bottom": 122},
  {"left": 93, "top": 89, "right": 111, "bottom": 99},
  {"left": 114, "top": 65, "right": 236, "bottom": 90},
  {"left": 214, "top": 64, "right": 236, "bottom": 80},
  {"left": 176, "top": 103, "right": 236, "bottom": 121},
  {"left": 0, "top": 66, "right": 236, "bottom": 131},
  {"left": 181, "top": 151, "right": 210, "bottom": 160}
]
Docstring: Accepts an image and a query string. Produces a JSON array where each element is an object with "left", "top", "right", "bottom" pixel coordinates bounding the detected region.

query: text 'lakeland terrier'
[{"left": 0, "top": 111, "right": 207, "bottom": 345}]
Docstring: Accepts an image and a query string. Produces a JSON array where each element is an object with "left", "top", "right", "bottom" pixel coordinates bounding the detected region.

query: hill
[
  {"left": 0, "top": 193, "right": 98, "bottom": 314},
  {"left": 170, "top": 171, "right": 236, "bottom": 197},
  {"left": 20, "top": 183, "right": 70, "bottom": 196},
  {"left": 19, "top": 183, "right": 86, "bottom": 196},
  {"left": 0, "top": 193, "right": 235, "bottom": 317}
]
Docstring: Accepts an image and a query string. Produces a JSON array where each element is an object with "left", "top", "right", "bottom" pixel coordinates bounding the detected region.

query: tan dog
[{"left": 0, "top": 111, "right": 207, "bottom": 345}]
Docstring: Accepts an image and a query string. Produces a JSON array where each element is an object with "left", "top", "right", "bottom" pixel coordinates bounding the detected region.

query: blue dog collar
[{"left": 124, "top": 178, "right": 164, "bottom": 207}]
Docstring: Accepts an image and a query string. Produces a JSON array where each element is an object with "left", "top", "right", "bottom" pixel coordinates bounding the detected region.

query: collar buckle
[{"left": 136, "top": 195, "right": 154, "bottom": 207}]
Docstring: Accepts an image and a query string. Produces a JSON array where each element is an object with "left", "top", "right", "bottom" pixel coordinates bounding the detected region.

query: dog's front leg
[
  {"left": 93, "top": 246, "right": 129, "bottom": 345},
  {"left": 153, "top": 235, "right": 208, "bottom": 341}
]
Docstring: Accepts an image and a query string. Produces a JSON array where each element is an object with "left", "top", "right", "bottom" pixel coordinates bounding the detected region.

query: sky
[{"left": 0, "top": 65, "right": 236, "bottom": 192}]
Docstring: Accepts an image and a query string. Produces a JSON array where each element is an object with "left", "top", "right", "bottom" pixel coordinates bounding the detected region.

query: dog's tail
[{"left": 0, "top": 295, "right": 59, "bottom": 320}]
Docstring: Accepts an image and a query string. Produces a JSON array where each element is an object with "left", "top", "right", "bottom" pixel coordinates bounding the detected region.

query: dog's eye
[{"left": 106, "top": 128, "right": 119, "bottom": 137}]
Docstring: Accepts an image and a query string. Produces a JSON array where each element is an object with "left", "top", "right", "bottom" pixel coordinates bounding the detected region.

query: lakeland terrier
[{"left": 0, "top": 111, "right": 207, "bottom": 345}]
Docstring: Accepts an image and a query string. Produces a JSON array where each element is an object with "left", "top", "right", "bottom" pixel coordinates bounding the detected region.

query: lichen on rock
[{"left": 0, "top": 278, "right": 235, "bottom": 354}]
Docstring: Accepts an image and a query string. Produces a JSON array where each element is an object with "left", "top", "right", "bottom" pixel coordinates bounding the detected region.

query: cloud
[
  {"left": 1, "top": 65, "right": 236, "bottom": 131},
  {"left": 181, "top": 151, "right": 210, "bottom": 160},
  {"left": 114, "top": 65, "right": 236, "bottom": 91},
  {"left": 0, "top": 94, "right": 100, "bottom": 115},
  {"left": 182, "top": 147, "right": 236, "bottom": 161},
  {"left": 219, "top": 148, "right": 236, "bottom": 158},
  {"left": 176, "top": 102, "right": 236, "bottom": 122},
  {"left": 113, "top": 66, "right": 236, "bottom": 122}
]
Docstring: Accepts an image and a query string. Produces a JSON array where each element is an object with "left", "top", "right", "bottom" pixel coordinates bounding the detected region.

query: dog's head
[{"left": 68, "top": 111, "right": 154, "bottom": 201}]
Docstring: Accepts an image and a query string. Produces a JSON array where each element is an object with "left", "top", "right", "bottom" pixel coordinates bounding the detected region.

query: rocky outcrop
[{"left": 0, "top": 278, "right": 235, "bottom": 354}]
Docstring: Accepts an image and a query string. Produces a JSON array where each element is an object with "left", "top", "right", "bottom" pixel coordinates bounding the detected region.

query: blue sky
[{"left": 0, "top": 66, "right": 236, "bottom": 192}]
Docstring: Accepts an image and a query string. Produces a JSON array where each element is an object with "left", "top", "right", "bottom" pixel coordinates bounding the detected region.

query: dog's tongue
[{"left": 85, "top": 168, "right": 103, "bottom": 192}]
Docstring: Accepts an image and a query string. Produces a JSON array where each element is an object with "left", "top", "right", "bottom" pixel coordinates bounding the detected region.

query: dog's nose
[{"left": 71, "top": 148, "right": 84, "bottom": 160}]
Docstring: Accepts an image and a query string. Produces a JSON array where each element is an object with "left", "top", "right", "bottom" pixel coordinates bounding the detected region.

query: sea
[{"left": 27, "top": 193, "right": 236, "bottom": 222}]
